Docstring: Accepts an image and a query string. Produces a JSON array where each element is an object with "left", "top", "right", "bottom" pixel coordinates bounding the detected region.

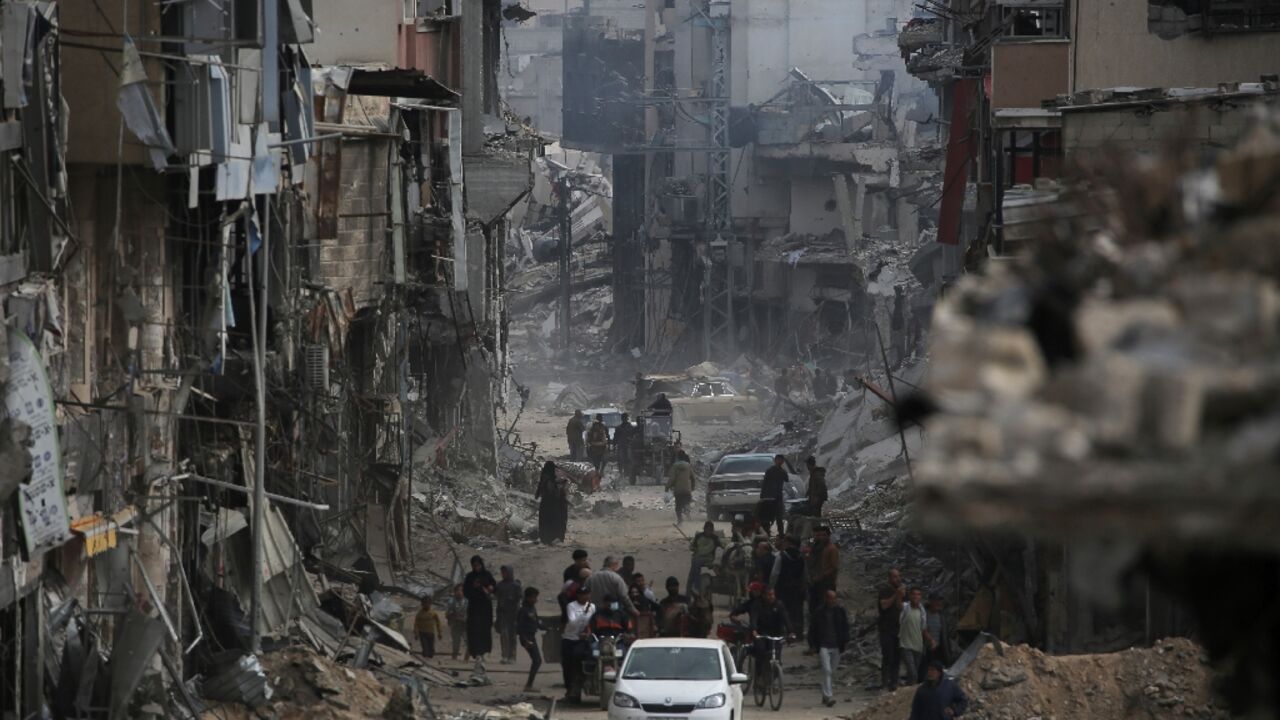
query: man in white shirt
[{"left": 561, "top": 586, "right": 596, "bottom": 702}]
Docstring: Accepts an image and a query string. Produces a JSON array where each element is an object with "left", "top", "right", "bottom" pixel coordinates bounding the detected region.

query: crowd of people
[{"left": 410, "top": 543, "right": 964, "bottom": 717}]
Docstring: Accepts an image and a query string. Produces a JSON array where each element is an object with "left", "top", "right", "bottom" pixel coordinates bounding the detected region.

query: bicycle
[{"left": 752, "top": 635, "right": 786, "bottom": 711}]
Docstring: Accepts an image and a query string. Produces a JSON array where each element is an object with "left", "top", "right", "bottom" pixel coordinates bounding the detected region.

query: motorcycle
[{"left": 582, "top": 633, "right": 628, "bottom": 709}]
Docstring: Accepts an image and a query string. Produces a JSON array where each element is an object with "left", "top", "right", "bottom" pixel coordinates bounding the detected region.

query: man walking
[
  {"left": 495, "top": 565, "right": 523, "bottom": 664},
  {"left": 807, "top": 525, "right": 839, "bottom": 649},
  {"left": 877, "top": 568, "right": 905, "bottom": 690},
  {"left": 566, "top": 410, "right": 586, "bottom": 461},
  {"left": 517, "top": 587, "right": 543, "bottom": 692},
  {"left": 414, "top": 597, "right": 444, "bottom": 658},
  {"left": 909, "top": 661, "right": 968, "bottom": 719},
  {"left": 804, "top": 456, "right": 828, "bottom": 518},
  {"left": 561, "top": 586, "right": 596, "bottom": 703},
  {"left": 899, "top": 587, "right": 928, "bottom": 686},
  {"left": 665, "top": 451, "right": 696, "bottom": 525},
  {"left": 769, "top": 534, "right": 807, "bottom": 634},
  {"left": 688, "top": 521, "right": 723, "bottom": 594},
  {"left": 614, "top": 414, "right": 635, "bottom": 480},
  {"left": 587, "top": 414, "right": 610, "bottom": 476},
  {"left": 812, "top": 589, "right": 850, "bottom": 707},
  {"left": 758, "top": 455, "right": 788, "bottom": 536}
]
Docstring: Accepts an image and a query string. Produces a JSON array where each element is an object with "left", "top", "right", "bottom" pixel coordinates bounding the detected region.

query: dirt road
[{"left": 420, "top": 479, "right": 882, "bottom": 720}]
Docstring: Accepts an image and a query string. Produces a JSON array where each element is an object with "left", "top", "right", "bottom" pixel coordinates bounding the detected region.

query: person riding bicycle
[
  {"left": 728, "top": 581, "right": 766, "bottom": 629},
  {"left": 749, "top": 587, "right": 794, "bottom": 678}
]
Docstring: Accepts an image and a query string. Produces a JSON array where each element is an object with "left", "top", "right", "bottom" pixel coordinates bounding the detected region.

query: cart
[{"left": 628, "top": 413, "right": 682, "bottom": 486}]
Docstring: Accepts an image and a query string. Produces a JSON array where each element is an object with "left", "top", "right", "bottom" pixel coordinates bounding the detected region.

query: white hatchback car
[{"left": 605, "top": 638, "right": 748, "bottom": 720}]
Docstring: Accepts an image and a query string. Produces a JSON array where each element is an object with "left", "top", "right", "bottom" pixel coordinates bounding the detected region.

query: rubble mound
[
  {"left": 204, "top": 647, "right": 401, "bottom": 720},
  {"left": 849, "top": 638, "right": 1228, "bottom": 720}
]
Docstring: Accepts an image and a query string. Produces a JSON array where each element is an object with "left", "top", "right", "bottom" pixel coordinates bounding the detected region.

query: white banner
[{"left": 4, "top": 326, "right": 70, "bottom": 553}]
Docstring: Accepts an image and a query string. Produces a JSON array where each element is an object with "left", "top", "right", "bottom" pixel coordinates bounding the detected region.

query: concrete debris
[
  {"left": 851, "top": 638, "right": 1224, "bottom": 720},
  {"left": 201, "top": 652, "right": 273, "bottom": 708},
  {"left": 916, "top": 108, "right": 1280, "bottom": 550}
]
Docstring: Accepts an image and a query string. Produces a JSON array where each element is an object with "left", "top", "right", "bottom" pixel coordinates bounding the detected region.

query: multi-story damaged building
[
  {"left": 901, "top": 0, "right": 1279, "bottom": 258},
  {"left": 561, "top": 0, "right": 948, "bottom": 367},
  {"left": 0, "top": 0, "right": 531, "bottom": 713}
]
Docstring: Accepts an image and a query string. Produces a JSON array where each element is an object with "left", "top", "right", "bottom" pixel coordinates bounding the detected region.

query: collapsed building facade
[
  {"left": 0, "top": 0, "right": 533, "bottom": 714},
  {"left": 552, "top": 0, "right": 950, "bottom": 367},
  {"left": 887, "top": 0, "right": 1280, "bottom": 687}
]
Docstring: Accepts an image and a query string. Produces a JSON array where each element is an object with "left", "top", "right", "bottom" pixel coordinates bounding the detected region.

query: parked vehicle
[
  {"left": 670, "top": 378, "right": 760, "bottom": 425},
  {"left": 704, "top": 453, "right": 806, "bottom": 522},
  {"left": 627, "top": 413, "right": 681, "bottom": 485},
  {"left": 605, "top": 638, "right": 748, "bottom": 720}
]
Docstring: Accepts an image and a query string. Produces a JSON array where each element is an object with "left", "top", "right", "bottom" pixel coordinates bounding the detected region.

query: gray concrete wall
[
  {"left": 315, "top": 139, "right": 390, "bottom": 308},
  {"left": 1061, "top": 99, "right": 1267, "bottom": 157},
  {"left": 1073, "top": 0, "right": 1278, "bottom": 91},
  {"left": 309, "top": 0, "right": 401, "bottom": 66}
]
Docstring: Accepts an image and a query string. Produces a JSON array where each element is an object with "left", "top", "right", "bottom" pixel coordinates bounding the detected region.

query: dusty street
[{"left": 419, "top": 479, "right": 881, "bottom": 720}]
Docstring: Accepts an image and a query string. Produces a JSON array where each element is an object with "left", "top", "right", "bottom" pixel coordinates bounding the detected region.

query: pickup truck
[
  {"left": 704, "top": 453, "right": 805, "bottom": 522},
  {"left": 670, "top": 378, "right": 761, "bottom": 425}
]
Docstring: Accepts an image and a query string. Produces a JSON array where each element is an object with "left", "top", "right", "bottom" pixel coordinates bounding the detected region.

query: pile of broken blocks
[{"left": 915, "top": 107, "right": 1280, "bottom": 551}]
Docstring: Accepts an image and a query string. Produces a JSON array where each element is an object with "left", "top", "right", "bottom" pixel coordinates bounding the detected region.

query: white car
[{"left": 606, "top": 638, "right": 748, "bottom": 720}]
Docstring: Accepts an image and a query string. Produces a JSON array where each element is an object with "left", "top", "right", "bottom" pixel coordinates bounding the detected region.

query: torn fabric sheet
[{"left": 117, "top": 36, "right": 175, "bottom": 171}]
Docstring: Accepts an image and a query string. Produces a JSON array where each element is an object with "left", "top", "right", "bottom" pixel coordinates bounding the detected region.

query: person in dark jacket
[
  {"left": 463, "top": 556, "right": 497, "bottom": 669},
  {"left": 614, "top": 415, "right": 635, "bottom": 479},
  {"left": 495, "top": 565, "right": 523, "bottom": 663},
  {"left": 910, "top": 661, "right": 968, "bottom": 720},
  {"left": 770, "top": 534, "right": 807, "bottom": 634},
  {"left": 758, "top": 455, "right": 788, "bottom": 536},
  {"left": 804, "top": 456, "right": 828, "bottom": 517},
  {"left": 750, "top": 587, "right": 793, "bottom": 679},
  {"left": 649, "top": 393, "right": 673, "bottom": 416},
  {"left": 516, "top": 587, "right": 543, "bottom": 692},
  {"left": 566, "top": 410, "right": 586, "bottom": 460},
  {"left": 812, "top": 589, "right": 850, "bottom": 706}
]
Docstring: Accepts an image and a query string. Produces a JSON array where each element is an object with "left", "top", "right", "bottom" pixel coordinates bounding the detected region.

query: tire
[
  {"left": 769, "top": 665, "right": 784, "bottom": 711},
  {"left": 753, "top": 668, "right": 767, "bottom": 707},
  {"left": 730, "top": 406, "right": 747, "bottom": 426}
]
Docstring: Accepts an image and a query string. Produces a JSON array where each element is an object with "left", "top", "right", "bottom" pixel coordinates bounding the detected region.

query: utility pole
[
  {"left": 700, "top": 0, "right": 734, "bottom": 361},
  {"left": 250, "top": 0, "right": 278, "bottom": 654},
  {"left": 557, "top": 176, "right": 572, "bottom": 355}
]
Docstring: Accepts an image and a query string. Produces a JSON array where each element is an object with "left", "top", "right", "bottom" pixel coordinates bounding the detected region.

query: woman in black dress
[
  {"left": 464, "top": 555, "right": 497, "bottom": 662},
  {"left": 535, "top": 461, "right": 568, "bottom": 544}
]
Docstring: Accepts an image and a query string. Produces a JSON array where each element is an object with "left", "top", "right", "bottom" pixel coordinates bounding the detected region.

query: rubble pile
[
  {"left": 202, "top": 647, "right": 412, "bottom": 720},
  {"left": 849, "top": 638, "right": 1224, "bottom": 720},
  {"left": 915, "top": 109, "right": 1280, "bottom": 547}
]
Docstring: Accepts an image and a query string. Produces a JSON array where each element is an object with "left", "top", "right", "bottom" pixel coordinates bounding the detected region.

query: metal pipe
[
  {"left": 246, "top": 202, "right": 270, "bottom": 654},
  {"left": 187, "top": 473, "right": 330, "bottom": 510}
]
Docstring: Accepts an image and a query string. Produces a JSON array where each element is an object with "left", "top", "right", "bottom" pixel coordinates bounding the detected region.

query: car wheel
[{"left": 730, "top": 406, "right": 747, "bottom": 425}]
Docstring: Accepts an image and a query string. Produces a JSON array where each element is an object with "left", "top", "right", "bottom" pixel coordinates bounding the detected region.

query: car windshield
[
  {"left": 622, "top": 647, "right": 723, "bottom": 681},
  {"left": 715, "top": 456, "right": 776, "bottom": 476}
]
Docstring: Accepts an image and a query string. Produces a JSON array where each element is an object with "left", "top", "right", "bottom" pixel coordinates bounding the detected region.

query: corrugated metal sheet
[{"left": 463, "top": 153, "right": 533, "bottom": 224}]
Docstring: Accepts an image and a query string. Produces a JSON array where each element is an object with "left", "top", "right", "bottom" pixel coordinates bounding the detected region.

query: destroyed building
[
  {"left": 0, "top": 0, "right": 534, "bottom": 714},
  {"left": 550, "top": 0, "right": 947, "bottom": 368}
]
